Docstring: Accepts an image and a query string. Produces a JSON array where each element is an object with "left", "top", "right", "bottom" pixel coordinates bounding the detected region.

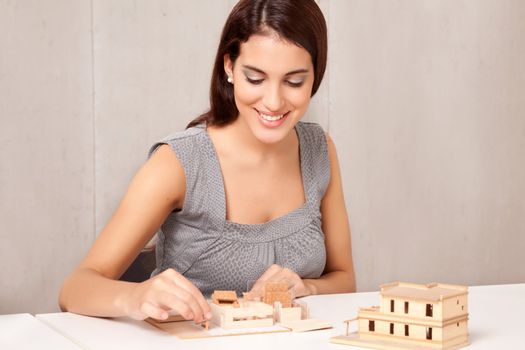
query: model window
[
  {"left": 390, "top": 323, "right": 394, "bottom": 334},
  {"left": 405, "top": 324, "right": 409, "bottom": 336},
  {"left": 404, "top": 301, "right": 409, "bottom": 313},
  {"left": 426, "top": 303, "right": 433, "bottom": 317},
  {"left": 390, "top": 299, "right": 394, "bottom": 312},
  {"left": 426, "top": 327, "right": 433, "bottom": 340},
  {"left": 369, "top": 320, "right": 375, "bottom": 332}
]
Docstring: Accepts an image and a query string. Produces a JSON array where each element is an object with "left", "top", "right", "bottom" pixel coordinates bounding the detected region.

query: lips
[{"left": 254, "top": 108, "right": 290, "bottom": 126}]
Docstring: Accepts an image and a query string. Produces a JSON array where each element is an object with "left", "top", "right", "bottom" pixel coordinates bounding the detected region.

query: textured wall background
[{"left": 1, "top": 0, "right": 524, "bottom": 314}]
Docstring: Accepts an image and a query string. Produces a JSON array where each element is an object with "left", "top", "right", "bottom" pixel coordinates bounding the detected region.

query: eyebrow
[{"left": 242, "top": 65, "right": 309, "bottom": 76}]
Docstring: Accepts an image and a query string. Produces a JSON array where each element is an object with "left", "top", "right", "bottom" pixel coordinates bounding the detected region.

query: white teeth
[{"left": 259, "top": 112, "right": 286, "bottom": 121}]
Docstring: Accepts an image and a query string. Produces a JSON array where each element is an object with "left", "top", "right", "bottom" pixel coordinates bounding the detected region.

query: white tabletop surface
[
  {"left": 0, "top": 313, "right": 79, "bottom": 349},
  {"left": 35, "top": 283, "right": 525, "bottom": 350}
]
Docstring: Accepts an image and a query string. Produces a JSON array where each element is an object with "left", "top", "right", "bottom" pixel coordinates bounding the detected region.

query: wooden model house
[
  {"left": 211, "top": 283, "right": 299, "bottom": 330},
  {"left": 210, "top": 298, "right": 275, "bottom": 329},
  {"left": 331, "top": 282, "right": 469, "bottom": 350},
  {"left": 210, "top": 283, "right": 330, "bottom": 332},
  {"left": 147, "top": 282, "right": 332, "bottom": 337}
]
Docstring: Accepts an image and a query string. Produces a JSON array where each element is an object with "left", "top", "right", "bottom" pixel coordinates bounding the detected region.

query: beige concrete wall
[
  {"left": 0, "top": 0, "right": 94, "bottom": 314},
  {"left": 329, "top": 0, "right": 525, "bottom": 290},
  {"left": 1, "top": 0, "right": 524, "bottom": 314}
]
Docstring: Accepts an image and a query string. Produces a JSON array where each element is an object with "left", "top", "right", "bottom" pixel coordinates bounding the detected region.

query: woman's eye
[
  {"left": 246, "top": 77, "right": 264, "bottom": 85},
  {"left": 287, "top": 81, "right": 304, "bottom": 88},
  {"left": 245, "top": 77, "right": 304, "bottom": 87}
]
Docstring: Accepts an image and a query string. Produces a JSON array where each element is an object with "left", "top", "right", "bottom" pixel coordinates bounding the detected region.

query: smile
[{"left": 255, "top": 109, "right": 290, "bottom": 122}]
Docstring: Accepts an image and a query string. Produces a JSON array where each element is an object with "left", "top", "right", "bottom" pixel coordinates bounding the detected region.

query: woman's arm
[
  {"left": 59, "top": 144, "right": 211, "bottom": 322},
  {"left": 303, "top": 133, "right": 356, "bottom": 294}
]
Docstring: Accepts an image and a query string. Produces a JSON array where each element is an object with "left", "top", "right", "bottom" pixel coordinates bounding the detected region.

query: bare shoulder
[
  {"left": 134, "top": 143, "right": 186, "bottom": 210},
  {"left": 324, "top": 131, "right": 339, "bottom": 171},
  {"left": 321, "top": 131, "right": 344, "bottom": 206},
  {"left": 324, "top": 131, "right": 336, "bottom": 151}
]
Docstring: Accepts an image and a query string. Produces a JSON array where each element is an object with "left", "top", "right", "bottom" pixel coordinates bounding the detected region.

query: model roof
[{"left": 380, "top": 282, "right": 468, "bottom": 302}]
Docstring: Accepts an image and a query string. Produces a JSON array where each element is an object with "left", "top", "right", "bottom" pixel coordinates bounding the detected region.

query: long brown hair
[{"left": 187, "top": 0, "right": 327, "bottom": 129}]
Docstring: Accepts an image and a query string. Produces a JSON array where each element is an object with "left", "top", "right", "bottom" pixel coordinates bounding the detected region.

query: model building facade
[{"left": 331, "top": 282, "right": 469, "bottom": 350}]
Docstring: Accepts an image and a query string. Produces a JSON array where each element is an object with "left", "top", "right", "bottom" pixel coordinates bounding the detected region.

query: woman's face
[{"left": 224, "top": 33, "right": 315, "bottom": 145}]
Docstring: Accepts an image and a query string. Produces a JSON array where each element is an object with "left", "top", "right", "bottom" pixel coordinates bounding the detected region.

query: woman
[{"left": 59, "top": 0, "right": 355, "bottom": 325}]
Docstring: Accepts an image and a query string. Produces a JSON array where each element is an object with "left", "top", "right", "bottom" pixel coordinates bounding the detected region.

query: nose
[{"left": 262, "top": 82, "right": 285, "bottom": 112}]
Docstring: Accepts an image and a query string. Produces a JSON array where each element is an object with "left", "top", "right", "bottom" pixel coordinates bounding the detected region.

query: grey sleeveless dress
[{"left": 148, "top": 121, "right": 330, "bottom": 296}]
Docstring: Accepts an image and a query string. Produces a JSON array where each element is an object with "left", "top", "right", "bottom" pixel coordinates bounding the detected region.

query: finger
[
  {"left": 162, "top": 286, "right": 208, "bottom": 323},
  {"left": 251, "top": 265, "right": 283, "bottom": 292},
  {"left": 258, "top": 264, "right": 283, "bottom": 282},
  {"left": 272, "top": 268, "right": 299, "bottom": 288},
  {"left": 175, "top": 279, "right": 211, "bottom": 318},
  {"left": 289, "top": 285, "right": 298, "bottom": 299},
  {"left": 165, "top": 270, "right": 211, "bottom": 318},
  {"left": 139, "top": 301, "right": 168, "bottom": 321},
  {"left": 173, "top": 288, "right": 208, "bottom": 323},
  {"left": 156, "top": 290, "right": 196, "bottom": 321}
]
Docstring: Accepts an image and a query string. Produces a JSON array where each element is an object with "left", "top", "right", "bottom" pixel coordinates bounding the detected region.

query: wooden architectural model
[
  {"left": 211, "top": 283, "right": 323, "bottom": 331},
  {"left": 331, "top": 282, "right": 469, "bottom": 350},
  {"left": 146, "top": 282, "right": 331, "bottom": 338}
]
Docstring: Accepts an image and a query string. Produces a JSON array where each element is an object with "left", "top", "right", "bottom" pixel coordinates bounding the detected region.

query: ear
[{"left": 223, "top": 54, "right": 234, "bottom": 77}]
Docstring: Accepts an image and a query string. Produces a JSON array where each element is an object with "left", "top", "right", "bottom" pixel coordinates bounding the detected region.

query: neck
[{"left": 208, "top": 117, "right": 298, "bottom": 162}]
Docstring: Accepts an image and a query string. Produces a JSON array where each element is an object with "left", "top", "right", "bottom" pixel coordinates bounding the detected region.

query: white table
[
  {"left": 0, "top": 313, "right": 79, "bottom": 349},
  {"left": 35, "top": 284, "right": 525, "bottom": 350}
]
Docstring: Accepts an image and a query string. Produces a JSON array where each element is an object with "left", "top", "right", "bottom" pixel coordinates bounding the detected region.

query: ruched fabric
[{"left": 148, "top": 121, "right": 330, "bottom": 296}]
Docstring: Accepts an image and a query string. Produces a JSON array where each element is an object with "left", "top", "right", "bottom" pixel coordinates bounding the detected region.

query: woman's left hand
[{"left": 249, "top": 264, "right": 316, "bottom": 299}]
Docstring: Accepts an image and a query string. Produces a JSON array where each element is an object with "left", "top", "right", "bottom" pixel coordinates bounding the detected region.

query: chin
[
  {"left": 251, "top": 120, "right": 297, "bottom": 145},
  {"left": 253, "top": 130, "right": 288, "bottom": 144}
]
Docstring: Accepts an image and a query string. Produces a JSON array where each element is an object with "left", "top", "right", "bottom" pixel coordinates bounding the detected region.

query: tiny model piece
[
  {"left": 330, "top": 282, "right": 469, "bottom": 350},
  {"left": 264, "top": 282, "right": 292, "bottom": 308},
  {"left": 211, "top": 290, "right": 240, "bottom": 307}
]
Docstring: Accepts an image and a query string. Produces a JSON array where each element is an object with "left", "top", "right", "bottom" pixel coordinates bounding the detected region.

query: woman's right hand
[{"left": 123, "top": 268, "right": 212, "bottom": 323}]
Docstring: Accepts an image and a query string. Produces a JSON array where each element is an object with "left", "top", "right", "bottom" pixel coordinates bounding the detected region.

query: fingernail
[{"left": 206, "top": 312, "right": 212, "bottom": 319}]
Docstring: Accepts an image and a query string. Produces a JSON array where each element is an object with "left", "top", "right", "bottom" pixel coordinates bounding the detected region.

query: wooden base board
[
  {"left": 330, "top": 333, "right": 469, "bottom": 350},
  {"left": 145, "top": 318, "right": 290, "bottom": 339},
  {"left": 280, "top": 319, "right": 332, "bottom": 332}
]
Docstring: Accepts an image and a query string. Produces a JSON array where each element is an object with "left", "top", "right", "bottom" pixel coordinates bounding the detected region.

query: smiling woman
[
  {"left": 59, "top": 0, "right": 355, "bottom": 325},
  {"left": 223, "top": 34, "right": 314, "bottom": 143}
]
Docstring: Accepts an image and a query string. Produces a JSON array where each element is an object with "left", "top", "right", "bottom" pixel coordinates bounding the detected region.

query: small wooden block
[
  {"left": 211, "top": 290, "right": 239, "bottom": 307},
  {"left": 292, "top": 299, "right": 310, "bottom": 319},
  {"left": 265, "top": 282, "right": 288, "bottom": 293},
  {"left": 264, "top": 292, "right": 292, "bottom": 308},
  {"left": 277, "top": 307, "right": 302, "bottom": 323},
  {"left": 264, "top": 283, "right": 292, "bottom": 307}
]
